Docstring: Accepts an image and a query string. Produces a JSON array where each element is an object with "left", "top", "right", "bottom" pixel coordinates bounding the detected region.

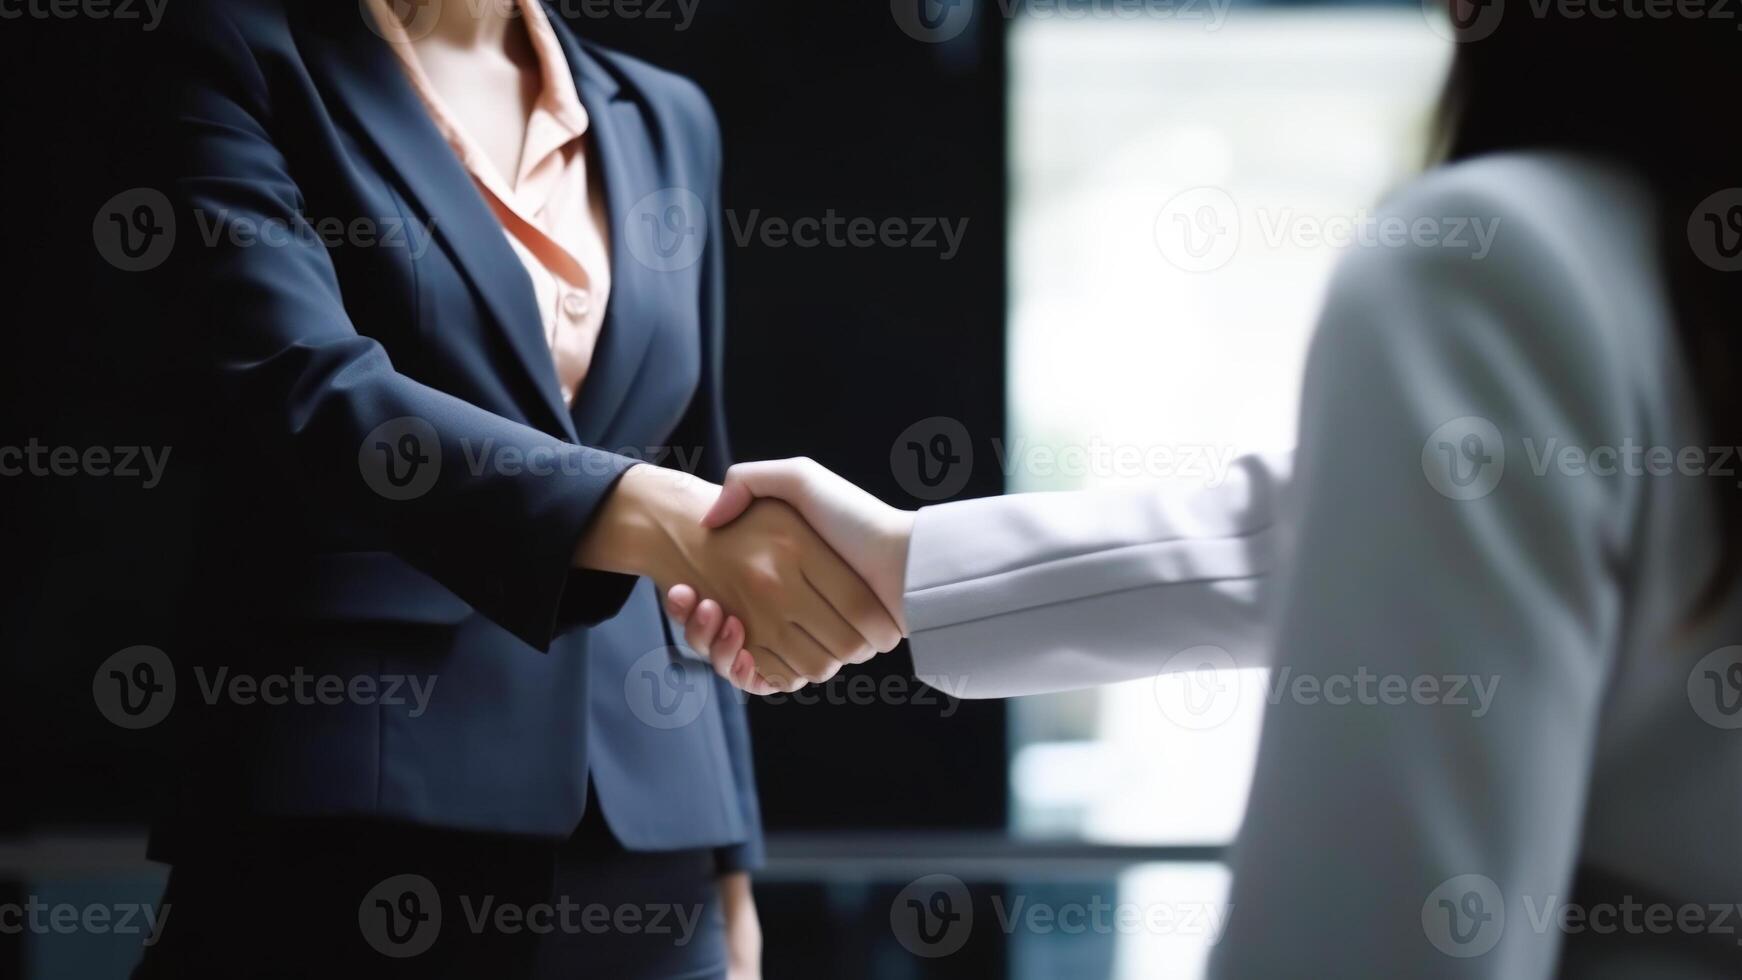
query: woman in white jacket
[{"left": 667, "top": 17, "right": 1742, "bottom": 980}]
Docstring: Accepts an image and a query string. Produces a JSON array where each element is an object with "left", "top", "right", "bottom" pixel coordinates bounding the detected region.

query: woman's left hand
[{"left": 720, "top": 871, "right": 763, "bottom": 980}]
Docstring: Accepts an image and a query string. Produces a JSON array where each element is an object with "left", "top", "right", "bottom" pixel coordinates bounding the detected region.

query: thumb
[
  {"left": 700, "top": 475, "right": 755, "bottom": 528},
  {"left": 700, "top": 461, "right": 801, "bottom": 528}
]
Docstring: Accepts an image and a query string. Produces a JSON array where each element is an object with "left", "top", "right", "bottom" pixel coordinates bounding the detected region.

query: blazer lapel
[
  {"left": 295, "top": 5, "right": 579, "bottom": 443},
  {"left": 549, "top": 21, "right": 665, "bottom": 448}
]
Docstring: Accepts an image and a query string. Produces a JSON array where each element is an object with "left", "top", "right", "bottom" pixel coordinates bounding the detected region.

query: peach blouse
[{"left": 365, "top": 0, "right": 612, "bottom": 405}]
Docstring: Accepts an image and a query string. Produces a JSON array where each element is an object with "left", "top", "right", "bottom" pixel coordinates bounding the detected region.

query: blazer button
[{"left": 562, "top": 290, "right": 591, "bottom": 319}]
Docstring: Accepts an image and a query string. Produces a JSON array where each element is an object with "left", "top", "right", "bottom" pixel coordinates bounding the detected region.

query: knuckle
[{"left": 747, "top": 567, "right": 784, "bottom": 598}]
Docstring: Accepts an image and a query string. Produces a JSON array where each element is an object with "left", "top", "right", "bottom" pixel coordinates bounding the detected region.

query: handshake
[{"left": 576, "top": 458, "right": 916, "bottom": 696}]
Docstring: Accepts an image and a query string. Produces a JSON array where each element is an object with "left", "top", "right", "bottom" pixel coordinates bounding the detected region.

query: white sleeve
[{"left": 903, "top": 451, "right": 1291, "bottom": 700}]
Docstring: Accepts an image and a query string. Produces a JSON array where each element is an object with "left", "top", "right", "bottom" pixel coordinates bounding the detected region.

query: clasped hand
[{"left": 658, "top": 460, "right": 914, "bottom": 695}]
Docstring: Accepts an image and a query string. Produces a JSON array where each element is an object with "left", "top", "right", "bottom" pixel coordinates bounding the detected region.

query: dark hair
[{"left": 1435, "top": 10, "right": 1742, "bottom": 613}]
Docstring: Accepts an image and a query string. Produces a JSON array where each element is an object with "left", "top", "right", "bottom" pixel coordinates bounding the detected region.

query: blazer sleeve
[
  {"left": 902, "top": 452, "right": 1290, "bottom": 699},
  {"left": 163, "top": 8, "right": 640, "bottom": 652}
]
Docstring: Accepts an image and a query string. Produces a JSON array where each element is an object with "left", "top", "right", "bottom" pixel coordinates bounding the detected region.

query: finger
[
  {"left": 746, "top": 645, "right": 805, "bottom": 693},
  {"left": 783, "top": 620, "right": 846, "bottom": 685},
  {"left": 803, "top": 556, "right": 903, "bottom": 655},
  {"left": 733, "top": 652, "right": 781, "bottom": 697},
  {"left": 791, "top": 575, "right": 875, "bottom": 666},
  {"left": 684, "top": 599, "right": 724, "bottom": 657},
  {"left": 665, "top": 584, "right": 699, "bottom": 623},
  {"left": 700, "top": 460, "right": 808, "bottom": 529},
  {"left": 708, "top": 616, "right": 745, "bottom": 679}
]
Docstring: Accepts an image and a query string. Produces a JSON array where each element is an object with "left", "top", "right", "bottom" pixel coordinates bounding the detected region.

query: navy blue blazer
[{"left": 152, "top": 0, "right": 761, "bottom": 871}]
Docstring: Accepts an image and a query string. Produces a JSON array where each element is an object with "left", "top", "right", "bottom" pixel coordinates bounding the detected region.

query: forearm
[
  {"left": 903, "top": 455, "right": 1290, "bottom": 698},
  {"left": 573, "top": 463, "right": 714, "bottom": 580}
]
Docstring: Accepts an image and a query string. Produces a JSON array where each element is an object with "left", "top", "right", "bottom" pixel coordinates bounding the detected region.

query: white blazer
[{"left": 903, "top": 153, "right": 1742, "bottom": 978}]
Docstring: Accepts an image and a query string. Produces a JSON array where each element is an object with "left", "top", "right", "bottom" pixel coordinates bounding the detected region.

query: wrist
[
  {"left": 874, "top": 508, "right": 916, "bottom": 633},
  {"left": 575, "top": 464, "right": 715, "bottom": 580}
]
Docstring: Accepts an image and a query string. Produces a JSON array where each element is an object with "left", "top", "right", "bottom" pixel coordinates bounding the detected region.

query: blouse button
[{"left": 562, "top": 290, "right": 591, "bottom": 319}]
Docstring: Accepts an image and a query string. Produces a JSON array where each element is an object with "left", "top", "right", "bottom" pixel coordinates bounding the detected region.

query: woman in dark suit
[{"left": 132, "top": 1, "right": 899, "bottom": 977}]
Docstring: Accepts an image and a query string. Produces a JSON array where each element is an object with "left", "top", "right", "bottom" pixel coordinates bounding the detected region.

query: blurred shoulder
[{"left": 1323, "top": 151, "right": 1662, "bottom": 380}]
